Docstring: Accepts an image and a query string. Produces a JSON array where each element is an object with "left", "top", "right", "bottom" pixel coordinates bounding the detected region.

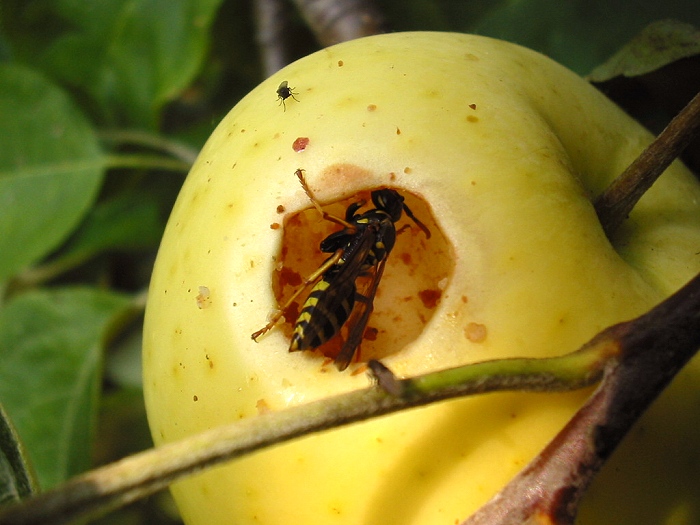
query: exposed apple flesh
[{"left": 142, "top": 32, "right": 700, "bottom": 524}]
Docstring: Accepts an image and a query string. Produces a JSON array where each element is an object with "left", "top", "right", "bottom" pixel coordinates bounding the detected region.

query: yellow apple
[{"left": 142, "top": 32, "right": 700, "bottom": 524}]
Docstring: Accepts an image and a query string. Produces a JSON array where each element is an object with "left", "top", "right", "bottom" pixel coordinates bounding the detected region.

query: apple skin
[{"left": 142, "top": 32, "right": 700, "bottom": 524}]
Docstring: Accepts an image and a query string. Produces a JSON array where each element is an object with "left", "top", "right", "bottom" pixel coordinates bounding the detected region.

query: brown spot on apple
[
  {"left": 256, "top": 399, "right": 271, "bottom": 414},
  {"left": 363, "top": 326, "right": 379, "bottom": 341},
  {"left": 418, "top": 288, "right": 442, "bottom": 309},
  {"left": 466, "top": 322, "right": 487, "bottom": 343},
  {"left": 317, "top": 164, "right": 373, "bottom": 195},
  {"left": 292, "top": 137, "right": 309, "bottom": 152},
  {"left": 278, "top": 266, "right": 302, "bottom": 287},
  {"left": 196, "top": 286, "right": 211, "bottom": 309}
]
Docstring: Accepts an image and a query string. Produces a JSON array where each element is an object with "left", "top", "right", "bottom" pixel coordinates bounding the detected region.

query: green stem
[
  {"left": 11, "top": 253, "right": 89, "bottom": 290},
  {"left": 378, "top": 334, "right": 612, "bottom": 401},
  {"left": 104, "top": 153, "right": 191, "bottom": 173},
  {"left": 98, "top": 129, "right": 199, "bottom": 165}
]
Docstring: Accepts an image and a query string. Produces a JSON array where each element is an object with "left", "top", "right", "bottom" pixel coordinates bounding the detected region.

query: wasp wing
[
  {"left": 290, "top": 227, "right": 375, "bottom": 351},
  {"left": 334, "top": 256, "right": 388, "bottom": 371}
]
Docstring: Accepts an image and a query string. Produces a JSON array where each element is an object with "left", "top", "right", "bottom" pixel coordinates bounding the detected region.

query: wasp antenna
[{"left": 402, "top": 203, "right": 431, "bottom": 239}]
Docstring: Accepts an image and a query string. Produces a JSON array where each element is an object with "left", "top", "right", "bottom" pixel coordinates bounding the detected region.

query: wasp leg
[
  {"left": 395, "top": 224, "right": 411, "bottom": 236},
  {"left": 251, "top": 250, "right": 344, "bottom": 341},
  {"left": 295, "top": 168, "right": 358, "bottom": 231}
]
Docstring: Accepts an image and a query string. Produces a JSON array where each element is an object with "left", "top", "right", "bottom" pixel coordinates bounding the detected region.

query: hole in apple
[{"left": 271, "top": 184, "right": 454, "bottom": 366}]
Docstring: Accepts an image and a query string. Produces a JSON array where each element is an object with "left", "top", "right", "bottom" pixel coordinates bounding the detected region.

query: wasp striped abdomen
[{"left": 289, "top": 273, "right": 356, "bottom": 351}]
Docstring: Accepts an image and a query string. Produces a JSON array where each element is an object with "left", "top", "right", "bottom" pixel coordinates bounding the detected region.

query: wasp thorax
[{"left": 271, "top": 182, "right": 453, "bottom": 368}]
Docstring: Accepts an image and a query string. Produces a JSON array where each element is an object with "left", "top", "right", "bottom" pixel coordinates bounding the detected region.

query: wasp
[
  {"left": 276, "top": 81, "right": 299, "bottom": 111},
  {"left": 252, "top": 169, "right": 431, "bottom": 370}
]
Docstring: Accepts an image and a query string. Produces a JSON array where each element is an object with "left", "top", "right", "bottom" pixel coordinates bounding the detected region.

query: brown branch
[
  {"left": 462, "top": 270, "right": 700, "bottom": 525},
  {"left": 291, "top": 0, "right": 386, "bottom": 46},
  {"left": 594, "top": 91, "right": 700, "bottom": 238},
  {"left": 254, "top": 0, "right": 297, "bottom": 76}
]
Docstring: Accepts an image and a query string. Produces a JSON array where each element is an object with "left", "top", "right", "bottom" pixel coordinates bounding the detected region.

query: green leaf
[
  {"left": 586, "top": 20, "right": 700, "bottom": 173},
  {"left": 35, "top": 0, "right": 224, "bottom": 127},
  {"left": 15, "top": 191, "right": 166, "bottom": 286},
  {"left": 0, "top": 404, "right": 36, "bottom": 505},
  {"left": 0, "top": 63, "right": 104, "bottom": 282},
  {"left": 0, "top": 288, "right": 132, "bottom": 489},
  {"left": 588, "top": 19, "right": 700, "bottom": 81},
  {"left": 56, "top": 191, "right": 164, "bottom": 268},
  {"left": 469, "top": 0, "right": 700, "bottom": 75}
]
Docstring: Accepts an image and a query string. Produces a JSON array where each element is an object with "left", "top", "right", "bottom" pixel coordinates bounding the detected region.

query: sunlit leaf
[
  {"left": 588, "top": 19, "right": 700, "bottom": 81},
  {"left": 587, "top": 20, "right": 700, "bottom": 172}
]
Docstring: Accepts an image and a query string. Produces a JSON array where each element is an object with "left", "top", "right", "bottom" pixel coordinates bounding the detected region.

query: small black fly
[
  {"left": 252, "top": 169, "right": 430, "bottom": 370},
  {"left": 276, "top": 81, "right": 299, "bottom": 111}
]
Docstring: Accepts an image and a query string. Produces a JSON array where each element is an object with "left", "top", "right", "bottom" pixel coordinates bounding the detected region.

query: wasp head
[
  {"left": 372, "top": 189, "right": 404, "bottom": 222},
  {"left": 372, "top": 188, "right": 431, "bottom": 238}
]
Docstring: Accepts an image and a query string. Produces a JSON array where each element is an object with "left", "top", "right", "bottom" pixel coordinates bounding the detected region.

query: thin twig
[
  {"left": 594, "top": 91, "right": 700, "bottom": 238},
  {"left": 254, "top": 0, "right": 297, "bottom": 76},
  {"left": 0, "top": 341, "right": 610, "bottom": 525}
]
